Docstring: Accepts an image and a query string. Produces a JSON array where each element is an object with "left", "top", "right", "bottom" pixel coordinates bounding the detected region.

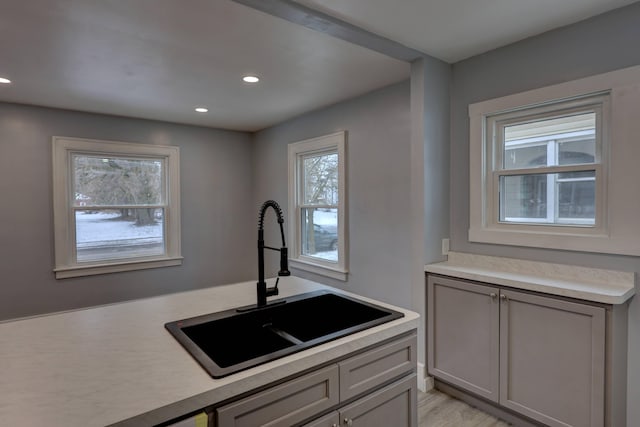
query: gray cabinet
[
  {"left": 427, "top": 276, "right": 499, "bottom": 401},
  {"left": 303, "top": 374, "right": 416, "bottom": 427},
  {"left": 428, "top": 275, "right": 606, "bottom": 427},
  {"left": 216, "top": 365, "right": 339, "bottom": 427},
  {"left": 339, "top": 374, "right": 416, "bottom": 427},
  {"left": 499, "top": 289, "right": 605, "bottom": 427},
  {"left": 339, "top": 334, "right": 416, "bottom": 401},
  {"left": 302, "top": 412, "right": 339, "bottom": 427},
  {"left": 217, "top": 332, "right": 417, "bottom": 427}
]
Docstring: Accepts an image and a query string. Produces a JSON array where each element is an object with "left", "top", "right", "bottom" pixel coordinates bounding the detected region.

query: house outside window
[
  {"left": 468, "top": 64, "right": 640, "bottom": 256},
  {"left": 53, "top": 137, "right": 182, "bottom": 278},
  {"left": 493, "top": 102, "right": 603, "bottom": 226},
  {"left": 288, "top": 132, "right": 347, "bottom": 280}
]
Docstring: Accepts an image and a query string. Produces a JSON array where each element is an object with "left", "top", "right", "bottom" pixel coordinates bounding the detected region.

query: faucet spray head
[{"left": 278, "top": 247, "right": 291, "bottom": 276}]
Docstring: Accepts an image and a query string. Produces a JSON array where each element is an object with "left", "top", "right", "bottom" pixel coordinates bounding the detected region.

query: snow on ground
[
  {"left": 313, "top": 209, "right": 337, "bottom": 227},
  {"left": 309, "top": 209, "right": 338, "bottom": 261},
  {"left": 75, "top": 212, "right": 162, "bottom": 244},
  {"left": 75, "top": 210, "right": 338, "bottom": 262}
]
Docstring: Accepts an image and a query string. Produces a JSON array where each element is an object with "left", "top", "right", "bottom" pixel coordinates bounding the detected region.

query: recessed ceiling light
[
  {"left": 194, "top": 107, "right": 208, "bottom": 113},
  {"left": 0, "top": 77, "right": 11, "bottom": 84},
  {"left": 242, "top": 75, "right": 260, "bottom": 83}
]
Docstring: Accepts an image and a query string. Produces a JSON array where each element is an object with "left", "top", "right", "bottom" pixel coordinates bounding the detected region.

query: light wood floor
[{"left": 418, "top": 389, "right": 511, "bottom": 427}]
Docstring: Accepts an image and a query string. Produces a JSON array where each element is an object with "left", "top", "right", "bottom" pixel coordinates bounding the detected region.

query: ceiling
[
  {"left": 0, "top": 0, "right": 636, "bottom": 132},
  {"left": 294, "top": 0, "right": 639, "bottom": 63}
]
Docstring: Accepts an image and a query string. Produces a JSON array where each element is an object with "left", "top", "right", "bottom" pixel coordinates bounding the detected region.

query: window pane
[
  {"left": 558, "top": 171, "right": 596, "bottom": 220},
  {"left": 73, "top": 155, "right": 163, "bottom": 206},
  {"left": 504, "top": 144, "right": 547, "bottom": 169},
  {"left": 302, "top": 152, "right": 338, "bottom": 205},
  {"left": 300, "top": 208, "right": 337, "bottom": 262},
  {"left": 558, "top": 138, "right": 595, "bottom": 165},
  {"left": 500, "top": 174, "right": 548, "bottom": 220},
  {"left": 75, "top": 209, "right": 164, "bottom": 262},
  {"left": 503, "top": 112, "right": 596, "bottom": 169},
  {"left": 500, "top": 172, "right": 595, "bottom": 225}
]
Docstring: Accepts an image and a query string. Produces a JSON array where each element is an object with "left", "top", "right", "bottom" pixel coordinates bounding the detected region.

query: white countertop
[
  {"left": 0, "top": 277, "right": 418, "bottom": 427},
  {"left": 425, "top": 252, "right": 635, "bottom": 305}
]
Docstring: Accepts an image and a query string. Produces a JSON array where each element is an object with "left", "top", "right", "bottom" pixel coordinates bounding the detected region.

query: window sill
[
  {"left": 54, "top": 256, "right": 183, "bottom": 279},
  {"left": 469, "top": 226, "right": 640, "bottom": 256},
  {"left": 290, "top": 258, "right": 348, "bottom": 281}
]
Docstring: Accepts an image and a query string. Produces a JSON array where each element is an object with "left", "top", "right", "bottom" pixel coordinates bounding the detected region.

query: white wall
[
  {"left": 0, "top": 103, "right": 256, "bottom": 320},
  {"left": 449, "top": 3, "right": 640, "bottom": 424}
]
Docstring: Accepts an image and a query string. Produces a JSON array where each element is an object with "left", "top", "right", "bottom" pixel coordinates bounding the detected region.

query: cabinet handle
[
  {"left": 490, "top": 293, "right": 497, "bottom": 299},
  {"left": 332, "top": 424, "right": 338, "bottom": 427},
  {"left": 500, "top": 294, "right": 508, "bottom": 301},
  {"left": 344, "top": 418, "right": 353, "bottom": 426}
]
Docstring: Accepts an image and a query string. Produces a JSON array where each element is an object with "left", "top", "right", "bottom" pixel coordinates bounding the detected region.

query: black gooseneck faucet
[{"left": 257, "top": 200, "right": 290, "bottom": 307}]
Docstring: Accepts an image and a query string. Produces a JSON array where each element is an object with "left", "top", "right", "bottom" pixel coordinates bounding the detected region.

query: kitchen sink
[{"left": 165, "top": 290, "right": 403, "bottom": 378}]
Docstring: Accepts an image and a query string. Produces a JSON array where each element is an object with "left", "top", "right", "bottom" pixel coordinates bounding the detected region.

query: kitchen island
[{"left": 0, "top": 276, "right": 418, "bottom": 426}]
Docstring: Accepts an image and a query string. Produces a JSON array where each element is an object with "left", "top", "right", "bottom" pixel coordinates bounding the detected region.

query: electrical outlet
[{"left": 441, "top": 238, "right": 450, "bottom": 255}]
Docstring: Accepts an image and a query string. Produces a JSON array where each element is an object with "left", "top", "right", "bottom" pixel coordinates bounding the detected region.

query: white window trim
[
  {"left": 288, "top": 131, "right": 347, "bottom": 281},
  {"left": 52, "top": 136, "right": 182, "bottom": 278},
  {"left": 469, "top": 64, "right": 640, "bottom": 256}
]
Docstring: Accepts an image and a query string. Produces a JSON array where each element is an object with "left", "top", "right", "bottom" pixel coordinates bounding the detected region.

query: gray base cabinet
[
  {"left": 216, "top": 365, "right": 340, "bottom": 427},
  {"left": 499, "top": 289, "right": 605, "bottom": 427},
  {"left": 303, "top": 374, "right": 416, "bottom": 427},
  {"left": 215, "top": 332, "right": 417, "bottom": 427},
  {"left": 428, "top": 275, "right": 609, "bottom": 427},
  {"left": 302, "top": 412, "right": 340, "bottom": 427},
  {"left": 338, "top": 374, "right": 416, "bottom": 427},
  {"left": 427, "top": 277, "right": 499, "bottom": 401}
]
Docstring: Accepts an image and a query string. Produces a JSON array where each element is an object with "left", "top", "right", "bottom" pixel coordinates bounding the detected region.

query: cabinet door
[
  {"left": 427, "top": 275, "right": 500, "bottom": 401},
  {"left": 302, "top": 411, "right": 339, "bottom": 427},
  {"left": 216, "top": 365, "right": 339, "bottom": 427},
  {"left": 339, "top": 374, "right": 417, "bottom": 427},
  {"left": 499, "top": 290, "right": 605, "bottom": 427}
]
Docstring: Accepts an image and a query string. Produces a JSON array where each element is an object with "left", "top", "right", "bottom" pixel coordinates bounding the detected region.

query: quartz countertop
[
  {"left": 0, "top": 277, "right": 418, "bottom": 427},
  {"left": 425, "top": 252, "right": 635, "bottom": 304}
]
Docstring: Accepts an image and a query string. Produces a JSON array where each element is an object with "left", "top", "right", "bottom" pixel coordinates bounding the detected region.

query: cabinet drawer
[
  {"left": 339, "top": 334, "right": 416, "bottom": 401},
  {"left": 339, "top": 374, "right": 417, "bottom": 427},
  {"left": 216, "top": 365, "right": 339, "bottom": 427},
  {"left": 302, "top": 411, "right": 339, "bottom": 427}
]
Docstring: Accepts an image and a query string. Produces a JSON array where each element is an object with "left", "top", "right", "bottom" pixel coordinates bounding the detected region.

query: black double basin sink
[{"left": 165, "top": 290, "right": 403, "bottom": 378}]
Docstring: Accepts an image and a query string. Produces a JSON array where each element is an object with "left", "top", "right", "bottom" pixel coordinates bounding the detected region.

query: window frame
[
  {"left": 288, "top": 131, "right": 347, "bottom": 280},
  {"left": 486, "top": 94, "right": 607, "bottom": 231},
  {"left": 468, "top": 64, "right": 640, "bottom": 256},
  {"left": 52, "top": 136, "right": 182, "bottom": 278}
]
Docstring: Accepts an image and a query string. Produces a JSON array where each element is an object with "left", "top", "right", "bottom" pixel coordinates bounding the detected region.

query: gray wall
[
  {"left": 0, "top": 103, "right": 255, "bottom": 321},
  {"left": 449, "top": 3, "right": 640, "bottom": 424},
  {"left": 251, "top": 81, "right": 414, "bottom": 309},
  {"left": 410, "top": 57, "right": 451, "bottom": 366}
]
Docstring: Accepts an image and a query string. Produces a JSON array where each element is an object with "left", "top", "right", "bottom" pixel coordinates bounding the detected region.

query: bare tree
[
  {"left": 74, "top": 155, "right": 162, "bottom": 226},
  {"left": 301, "top": 153, "right": 338, "bottom": 253}
]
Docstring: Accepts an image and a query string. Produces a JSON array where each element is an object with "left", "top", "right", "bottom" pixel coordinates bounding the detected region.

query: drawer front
[
  {"left": 302, "top": 411, "right": 340, "bottom": 427},
  {"left": 339, "top": 333, "right": 416, "bottom": 401},
  {"left": 216, "top": 365, "right": 339, "bottom": 427},
  {"left": 339, "top": 374, "right": 417, "bottom": 427}
]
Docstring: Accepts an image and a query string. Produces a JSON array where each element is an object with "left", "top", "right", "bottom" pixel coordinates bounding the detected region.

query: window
[
  {"left": 469, "top": 65, "right": 640, "bottom": 256},
  {"left": 53, "top": 137, "right": 182, "bottom": 278},
  {"left": 288, "top": 132, "right": 347, "bottom": 280},
  {"left": 489, "top": 96, "right": 604, "bottom": 227}
]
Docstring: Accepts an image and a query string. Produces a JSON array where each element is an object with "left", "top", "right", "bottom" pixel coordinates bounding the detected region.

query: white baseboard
[{"left": 417, "top": 363, "right": 434, "bottom": 392}]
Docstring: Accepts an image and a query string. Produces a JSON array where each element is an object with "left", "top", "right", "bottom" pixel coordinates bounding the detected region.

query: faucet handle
[{"left": 266, "top": 278, "right": 279, "bottom": 297}]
